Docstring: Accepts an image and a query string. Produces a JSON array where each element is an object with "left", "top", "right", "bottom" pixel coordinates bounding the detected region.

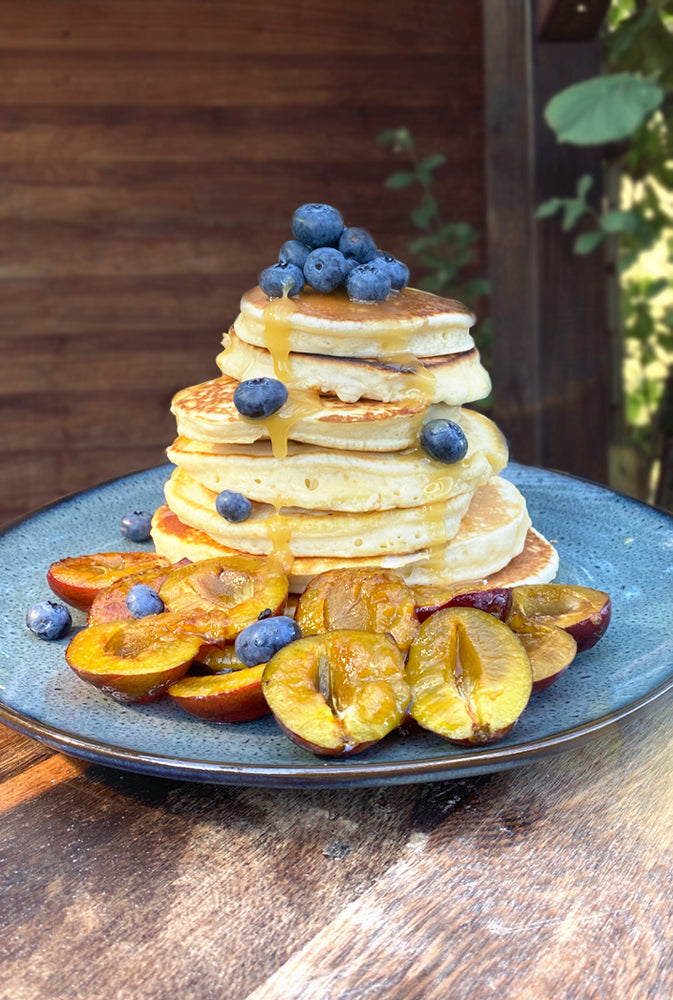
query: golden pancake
[
  {"left": 162, "top": 466, "right": 474, "bottom": 560},
  {"left": 166, "top": 408, "right": 508, "bottom": 513},
  {"left": 217, "top": 329, "right": 491, "bottom": 405},
  {"left": 235, "top": 285, "right": 476, "bottom": 360},
  {"left": 171, "top": 374, "right": 464, "bottom": 453},
  {"left": 152, "top": 479, "right": 556, "bottom": 593}
]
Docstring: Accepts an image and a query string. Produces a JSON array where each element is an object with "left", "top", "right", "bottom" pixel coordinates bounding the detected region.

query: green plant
[
  {"left": 377, "top": 127, "right": 491, "bottom": 361},
  {"left": 537, "top": 0, "right": 673, "bottom": 502}
]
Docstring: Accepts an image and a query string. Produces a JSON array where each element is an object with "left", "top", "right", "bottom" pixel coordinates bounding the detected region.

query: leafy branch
[
  {"left": 377, "top": 127, "right": 491, "bottom": 307},
  {"left": 536, "top": 1, "right": 673, "bottom": 500}
]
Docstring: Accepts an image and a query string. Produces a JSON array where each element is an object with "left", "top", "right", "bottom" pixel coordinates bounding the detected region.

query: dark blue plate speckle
[{"left": 1, "top": 463, "right": 672, "bottom": 787}]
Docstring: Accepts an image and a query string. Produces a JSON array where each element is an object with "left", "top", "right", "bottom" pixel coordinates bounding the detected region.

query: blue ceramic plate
[{"left": 1, "top": 464, "right": 672, "bottom": 787}]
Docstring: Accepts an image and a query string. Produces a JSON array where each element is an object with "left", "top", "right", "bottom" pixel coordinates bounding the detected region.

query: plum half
[
  {"left": 295, "top": 568, "right": 419, "bottom": 653},
  {"left": 412, "top": 583, "right": 513, "bottom": 623},
  {"left": 47, "top": 552, "right": 170, "bottom": 611},
  {"left": 507, "top": 617, "right": 578, "bottom": 691},
  {"left": 168, "top": 665, "right": 269, "bottom": 722},
  {"left": 508, "top": 583, "right": 611, "bottom": 651},
  {"left": 65, "top": 614, "right": 202, "bottom": 702},
  {"left": 159, "top": 555, "right": 288, "bottom": 645},
  {"left": 262, "top": 630, "right": 410, "bottom": 755},
  {"left": 406, "top": 606, "right": 532, "bottom": 745}
]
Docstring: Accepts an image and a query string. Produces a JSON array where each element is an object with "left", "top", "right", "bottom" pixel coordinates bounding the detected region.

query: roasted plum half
[
  {"left": 65, "top": 614, "right": 202, "bottom": 702},
  {"left": 48, "top": 552, "right": 170, "bottom": 612},
  {"left": 87, "top": 565, "right": 175, "bottom": 625},
  {"left": 262, "top": 630, "right": 410, "bottom": 755},
  {"left": 159, "top": 555, "right": 288, "bottom": 645},
  {"left": 508, "top": 583, "right": 611, "bottom": 651},
  {"left": 168, "top": 665, "right": 269, "bottom": 722},
  {"left": 295, "top": 568, "right": 419, "bottom": 653},
  {"left": 406, "top": 607, "right": 532, "bottom": 745},
  {"left": 412, "top": 583, "right": 513, "bottom": 623},
  {"left": 506, "top": 617, "right": 578, "bottom": 692}
]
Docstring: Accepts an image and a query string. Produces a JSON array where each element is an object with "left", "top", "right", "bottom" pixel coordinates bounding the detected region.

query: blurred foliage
[
  {"left": 377, "top": 127, "right": 492, "bottom": 371},
  {"left": 537, "top": 0, "right": 673, "bottom": 498}
]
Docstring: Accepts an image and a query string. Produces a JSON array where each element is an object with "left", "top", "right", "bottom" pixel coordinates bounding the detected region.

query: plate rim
[{"left": 2, "top": 462, "right": 673, "bottom": 787}]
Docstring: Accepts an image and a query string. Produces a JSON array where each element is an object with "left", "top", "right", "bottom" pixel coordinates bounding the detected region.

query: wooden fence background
[{"left": 0, "top": 0, "right": 610, "bottom": 528}]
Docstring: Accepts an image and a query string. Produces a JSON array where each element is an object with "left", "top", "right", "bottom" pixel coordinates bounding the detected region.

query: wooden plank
[
  {"left": 0, "top": 754, "right": 88, "bottom": 816},
  {"left": 483, "top": 0, "right": 609, "bottom": 481},
  {"left": 0, "top": 0, "right": 473, "bottom": 55},
  {"left": 0, "top": 725, "right": 56, "bottom": 784},
  {"left": 0, "top": 105, "right": 483, "bottom": 166},
  {"left": 483, "top": 0, "right": 542, "bottom": 466},
  {"left": 2, "top": 52, "right": 476, "bottom": 107},
  {"left": 1, "top": 331, "right": 219, "bottom": 394}
]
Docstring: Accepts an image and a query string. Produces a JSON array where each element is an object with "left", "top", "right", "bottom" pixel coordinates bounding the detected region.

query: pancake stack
[{"left": 152, "top": 282, "right": 558, "bottom": 594}]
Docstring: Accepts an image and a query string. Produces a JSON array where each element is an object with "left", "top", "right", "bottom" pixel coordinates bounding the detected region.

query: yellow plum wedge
[
  {"left": 262, "top": 630, "right": 410, "bottom": 755},
  {"left": 407, "top": 606, "right": 532, "bottom": 745},
  {"left": 66, "top": 614, "right": 202, "bottom": 703}
]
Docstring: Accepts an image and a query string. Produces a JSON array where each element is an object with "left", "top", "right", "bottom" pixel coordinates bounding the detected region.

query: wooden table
[{"left": 2, "top": 686, "right": 672, "bottom": 1000}]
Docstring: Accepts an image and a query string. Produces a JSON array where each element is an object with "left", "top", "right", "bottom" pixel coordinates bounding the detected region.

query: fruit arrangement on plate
[
  {"left": 31, "top": 545, "right": 611, "bottom": 757},
  {"left": 25, "top": 203, "right": 612, "bottom": 757}
]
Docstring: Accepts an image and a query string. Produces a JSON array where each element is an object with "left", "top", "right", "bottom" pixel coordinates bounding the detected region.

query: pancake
[
  {"left": 171, "top": 374, "right": 464, "bottom": 453},
  {"left": 162, "top": 466, "right": 474, "bottom": 560},
  {"left": 399, "top": 474, "right": 534, "bottom": 586},
  {"left": 235, "top": 285, "right": 476, "bottom": 359},
  {"left": 152, "top": 479, "right": 557, "bottom": 593},
  {"left": 217, "top": 329, "right": 492, "bottom": 405},
  {"left": 166, "top": 408, "right": 508, "bottom": 513}
]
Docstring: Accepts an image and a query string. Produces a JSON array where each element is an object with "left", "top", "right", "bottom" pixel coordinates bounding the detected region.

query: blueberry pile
[{"left": 259, "top": 204, "right": 410, "bottom": 303}]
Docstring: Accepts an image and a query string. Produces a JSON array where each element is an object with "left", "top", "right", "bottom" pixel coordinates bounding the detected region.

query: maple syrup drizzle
[
  {"left": 379, "top": 351, "right": 437, "bottom": 407},
  {"left": 262, "top": 294, "right": 297, "bottom": 381},
  {"left": 264, "top": 508, "right": 295, "bottom": 575}
]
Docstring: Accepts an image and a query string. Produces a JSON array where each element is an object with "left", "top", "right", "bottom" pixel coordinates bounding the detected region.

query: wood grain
[
  {"left": 1, "top": 690, "right": 672, "bottom": 1000},
  {"left": 483, "top": 0, "right": 609, "bottom": 480},
  {"left": 0, "top": 0, "right": 486, "bottom": 525}
]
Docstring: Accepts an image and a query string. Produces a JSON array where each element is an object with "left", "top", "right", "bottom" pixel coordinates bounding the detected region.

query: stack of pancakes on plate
[{"left": 152, "top": 284, "right": 558, "bottom": 593}]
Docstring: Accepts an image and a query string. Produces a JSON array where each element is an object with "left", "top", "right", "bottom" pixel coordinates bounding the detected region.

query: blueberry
[
  {"left": 120, "top": 511, "right": 153, "bottom": 542},
  {"left": 234, "top": 615, "right": 302, "bottom": 666},
  {"left": 259, "top": 261, "right": 304, "bottom": 298},
  {"left": 26, "top": 601, "right": 72, "bottom": 641},
  {"left": 346, "top": 263, "right": 392, "bottom": 303},
  {"left": 304, "top": 247, "right": 348, "bottom": 293},
  {"left": 338, "top": 227, "right": 377, "bottom": 263},
  {"left": 278, "top": 240, "right": 310, "bottom": 269},
  {"left": 125, "top": 584, "right": 165, "bottom": 618},
  {"left": 291, "top": 204, "right": 344, "bottom": 249},
  {"left": 374, "top": 251, "right": 410, "bottom": 290},
  {"left": 420, "top": 419, "right": 469, "bottom": 464},
  {"left": 233, "top": 377, "right": 288, "bottom": 418},
  {"left": 215, "top": 489, "right": 253, "bottom": 523}
]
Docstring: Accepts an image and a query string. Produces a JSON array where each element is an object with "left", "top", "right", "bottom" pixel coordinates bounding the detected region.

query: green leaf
[
  {"left": 544, "top": 72, "right": 664, "bottom": 145},
  {"left": 535, "top": 198, "right": 563, "bottom": 219},
  {"left": 418, "top": 153, "right": 447, "bottom": 174},
  {"left": 600, "top": 210, "right": 639, "bottom": 233},
  {"left": 562, "top": 198, "right": 589, "bottom": 231},
  {"left": 573, "top": 230, "right": 605, "bottom": 255},
  {"left": 384, "top": 171, "right": 416, "bottom": 190},
  {"left": 410, "top": 203, "right": 436, "bottom": 230},
  {"left": 576, "top": 174, "right": 594, "bottom": 199}
]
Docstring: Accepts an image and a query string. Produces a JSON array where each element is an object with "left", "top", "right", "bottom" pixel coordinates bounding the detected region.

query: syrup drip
[
  {"left": 379, "top": 352, "right": 437, "bottom": 408},
  {"left": 264, "top": 507, "right": 295, "bottom": 576},
  {"left": 255, "top": 387, "right": 324, "bottom": 460},
  {"left": 262, "top": 294, "right": 297, "bottom": 381}
]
